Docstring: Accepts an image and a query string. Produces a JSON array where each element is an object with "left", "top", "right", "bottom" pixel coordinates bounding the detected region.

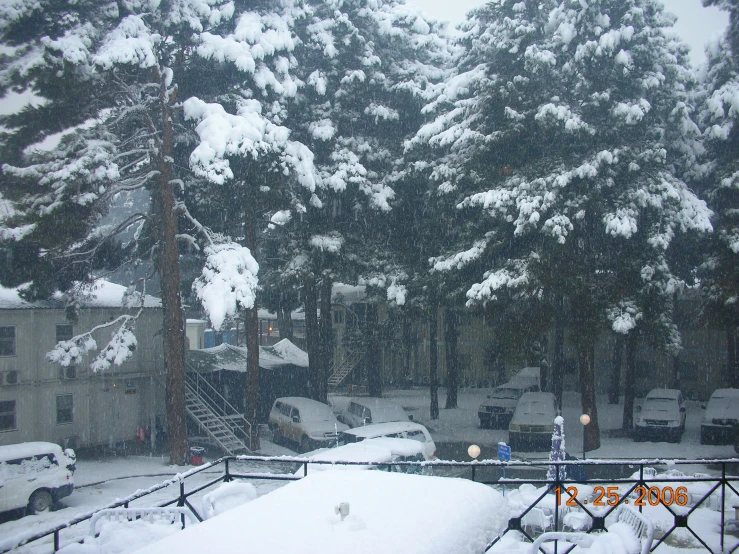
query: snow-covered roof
[
  {"left": 332, "top": 283, "right": 366, "bottom": 306},
  {"left": 133, "top": 470, "right": 507, "bottom": 554},
  {"left": 347, "top": 397, "right": 405, "bottom": 410},
  {"left": 186, "top": 339, "right": 309, "bottom": 372},
  {"left": 256, "top": 308, "right": 306, "bottom": 321},
  {"left": 646, "top": 388, "right": 681, "bottom": 399},
  {"left": 342, "top": 421, "right": 430, "bottom": 439},
  {"left": 0, "top": 280, "right": 161, "bottom": 310}
]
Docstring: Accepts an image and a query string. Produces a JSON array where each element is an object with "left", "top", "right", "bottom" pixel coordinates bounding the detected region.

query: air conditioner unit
[
  {"left": 1, "top": 371, "right": 19, "bottom": 386},
  {"left": 59, "top": 366, "right": 78, "bottom": 380}
]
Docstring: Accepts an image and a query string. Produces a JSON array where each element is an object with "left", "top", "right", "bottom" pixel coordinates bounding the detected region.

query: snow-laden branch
[
  {"left": 47, "top": 313, "right": 139, "bottom": 371},
  {"left": 193, "top": 242, "right": 259, "bottom": 331}
]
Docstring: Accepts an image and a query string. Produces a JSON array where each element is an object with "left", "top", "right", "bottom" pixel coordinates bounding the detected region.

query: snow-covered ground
[{"left": 2, "top": 387, "right": 737, "bottom": 553}]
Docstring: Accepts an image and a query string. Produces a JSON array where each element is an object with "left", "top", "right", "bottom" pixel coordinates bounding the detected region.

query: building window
[
  {"left": 0, "top": 400, "right": 16, "bottom": 431},
  {"left": 333, "top": 310, "right": 344, "bottom": 325},
  {"left": 56, "top": 394, "right": 73, "bottom": 425},
  {"left": 56, "top": 324, "right": 73, "bottom": 343},
  {"left": 0, "top": 326, "right": 16, "bottom": 356}
]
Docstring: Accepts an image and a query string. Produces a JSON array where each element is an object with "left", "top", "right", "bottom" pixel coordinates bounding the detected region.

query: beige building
[
  {"left": 0, "top": 281, "right": 166, "bottom": 449},
  {"left": 328, "top": 286, "right": 730, "bottom": 401}
]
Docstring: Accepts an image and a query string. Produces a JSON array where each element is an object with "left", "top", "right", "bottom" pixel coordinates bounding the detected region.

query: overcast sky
[
  {"left": 405, "top": 0, "right": 729, "bottom": 67},
  {"left": 0, "top": 0, "right": 730, "bottom": 116}
]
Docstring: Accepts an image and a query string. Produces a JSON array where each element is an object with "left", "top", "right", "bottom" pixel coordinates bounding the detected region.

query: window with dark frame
[
  {"left": 56, "top": 394, "right": 74, "bottom": 424},
  {"left": 56, "top": 324, "right": 73, "bottom": 343},
  {"left": 0, "top": 326, "right": 16, "bottom": 356},
  {"left": 0, "top": 400, "right": 16, "bottom": 431}
]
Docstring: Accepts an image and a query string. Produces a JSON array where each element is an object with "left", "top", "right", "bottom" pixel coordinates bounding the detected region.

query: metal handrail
[
  {"left": 185, "top": 368, "right": 252, "bottom": 449},
  {"left": 5, "top": 456, "right": 739, "bottom": 554}
]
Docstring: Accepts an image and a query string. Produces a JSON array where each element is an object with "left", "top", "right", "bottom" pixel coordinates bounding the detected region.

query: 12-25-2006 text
[{"left": 554, "top": 486, "right": 689, "bottom": 507}]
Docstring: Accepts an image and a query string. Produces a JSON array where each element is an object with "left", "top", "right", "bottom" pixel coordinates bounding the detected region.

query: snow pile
[
  {"left": 132, "top": 470, "right": 508, "bottom": 554},
  {"left": 56, "top": 519, "right": 182, "bottom": 554},
  {"left": 201, "top": 482, "right": 257, "bottom": 520}
]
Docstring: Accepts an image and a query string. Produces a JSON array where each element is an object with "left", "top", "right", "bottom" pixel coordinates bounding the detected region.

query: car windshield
[{"left": 521, "top": 401, "right": 549, "bottom": 415}]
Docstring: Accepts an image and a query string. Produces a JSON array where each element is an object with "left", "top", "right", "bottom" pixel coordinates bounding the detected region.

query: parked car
[
  {"left": 634, "top": 388, "right": 686, "bottom": 443},
  {"left": 294, "top": 437, "right": 430, "bottom": 477},
  {"left": 338, "top": 397, "right": 410, "bottom": 428},
  {"left": 0, "top": 441, "right": 76, "bottom": 514},
  {"left": 268, "top": 397, "right": 349, "bottom": 452},
  {"left": 507, "top": 392, "right": 557, "bottom": 452},
  {"left": 478, "top": 381, "right": 540, "bottom": 429},
  {"left": 338, "top": 421, "right": 436, "bottom": 459},
  {"left": 700, "top": 388, "right": 739, "bottom": 445}
]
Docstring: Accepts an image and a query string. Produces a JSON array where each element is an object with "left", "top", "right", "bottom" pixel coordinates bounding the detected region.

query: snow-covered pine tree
[
  {"left": 260, "top": 0, "right": 450, "bottom": 400},
  {"left": 0, "top": 0, "right": 302, "bottom": 462},
  {"left": 697, "top": 0, "right": 739, "bottom": 386},
  {"left": 412, "top": 0, "right": 712, "bottom": 448}
]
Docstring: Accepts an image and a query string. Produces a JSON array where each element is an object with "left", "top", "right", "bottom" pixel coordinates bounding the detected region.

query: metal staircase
[
  {"left": 328, "top": 348, "right": 365, "bottom": 388},
  {"left": 185, "top": 370, "right": 252, "bottom": 454}
]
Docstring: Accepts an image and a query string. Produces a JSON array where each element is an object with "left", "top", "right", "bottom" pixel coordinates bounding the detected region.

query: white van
[
  {"left": 0, "top": 441, "right": 76, "bottom": 514},
  {"left": 339, "top": 398, "right": 410, "bottom": 428},
  {"left": 268, "top": 397, "right": 349, "bottom": 452}
]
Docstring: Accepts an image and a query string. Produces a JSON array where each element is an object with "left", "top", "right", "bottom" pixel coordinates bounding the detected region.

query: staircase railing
[
  {"left": 328, "top": 348, "right": 365, "bottom": 387},
  {"left": 185, "top": 367, "right": 252, "bottom": 451}
]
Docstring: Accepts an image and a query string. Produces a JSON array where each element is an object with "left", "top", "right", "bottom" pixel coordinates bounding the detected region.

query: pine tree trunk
[
  {"left": 366, "top": 303, "right": 382, "bottom": 397},
  {"left": 552, "top": 295, "right": 565, "bottom": 411},
  {"left": 277, "top": 301, "right": 293, "bottom": 342},
  {"left": 608, "top": 334, "right": 624, "bottom": 404},
  {"left": 318, "top": 278, "right": 333, "bottom": 403},
  {"left": 245, "top": 305, "right": 259, "bottom": 449},
  {"left": 304, "top": 276, "right": 320, "bottom": 400},
  {"left": 578, "top": 342, "right": 600, "bottom": 452},
  {"left": 243, "top": 192, "right": 260, "bottom": 450},
  {"left": 402, "top": 315, "right": 412, "bottom": 387},
  {"left": 155, "top": 75, "right": 187, "bottom": 466},
  {"left": 429, "top": 307, "right": 439, "bottom": 420},
  {"left": 622, "top": 333, "right": 637, "bottom": 430},
  {"left": 729, "top": 328, "right": 739, "bottom": 388},
  {"left": 444, "top": 308, "right": 458, "bottom": 409}
]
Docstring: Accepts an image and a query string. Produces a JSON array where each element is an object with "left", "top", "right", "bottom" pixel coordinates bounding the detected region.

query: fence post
[
  {"left": 721, "top": 462, "right": 726, "bottom": 553},
  {"left": 225, "top": 458, "right": 232, "bottom": 482},
  {"left": 178, "top": 480, "right": 185, "bottom": 507},
  {"left": 54, "top": 530, "right": 59, "bottom": 552}
]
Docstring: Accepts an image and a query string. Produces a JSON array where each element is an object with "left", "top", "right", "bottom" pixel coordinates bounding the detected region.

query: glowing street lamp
[{"left": 579, "top": 413, "right": 591, "bottom": 460}]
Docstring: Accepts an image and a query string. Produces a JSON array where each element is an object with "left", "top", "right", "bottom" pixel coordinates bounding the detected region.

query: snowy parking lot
[{"left": 1, "top": 387, "right": 737, "bottom": 553}]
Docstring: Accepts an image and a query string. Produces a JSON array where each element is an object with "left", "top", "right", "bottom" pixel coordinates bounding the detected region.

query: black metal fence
[{"left": 3, "top": 456, "right": 738, "bottom": 553}]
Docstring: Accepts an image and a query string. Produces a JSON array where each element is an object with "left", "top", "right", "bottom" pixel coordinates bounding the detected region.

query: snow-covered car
[
  {"left": 507, "top": 392, "right": 557, "bottom": 452},
  {"left": 337, "top": 421, "right": 436, "bottom": 459},
  {"left": 294, "top": 437, "right": 430, "bottom": 477},
  {"left": 0, "top": 441, "right": 76, "bottom": 514},
  {"left": 134, "top": 470, "right": 507, "bottom": 554},
  {"left": 268, "top": 397, "right": 348, "bottom": 452},
  {"left": 338, "top": 397, "right": 410, "bottom": 428},
  {"left": 634, "top": 389, "right": 686, "bottom": 443},
  {"left": 700, "top": 388, "right": 739, "bottom": 444},
  {"left": 478, "top": 381, "right": 540, "bottom": 429}
]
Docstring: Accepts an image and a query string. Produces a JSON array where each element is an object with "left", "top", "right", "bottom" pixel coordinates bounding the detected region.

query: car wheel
[
  {"left": 670, "top": 429, "right": 681, "bottom": 443},
  {"left": 272, "top": 426, "right": 282, "bottom": 445},
  {"left": 300, "top": 435, "right": 311, "bottom": 453},
  {"left": 28, "top": 490, "right": 53, "bottom": 514},
  {"left": 634, "top": 429, "right": 644, "bottom": 442}
]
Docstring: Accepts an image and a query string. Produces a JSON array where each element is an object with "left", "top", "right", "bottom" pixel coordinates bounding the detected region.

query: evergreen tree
[
  {"left": 697, "top": 0, "right": 739, "bottom": 386},
  {"left": 0, "top": 0, "right": 308, "bottom": 461},
  {"left": 411, "top": 0, "right": 712, "bottom": 448}
]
